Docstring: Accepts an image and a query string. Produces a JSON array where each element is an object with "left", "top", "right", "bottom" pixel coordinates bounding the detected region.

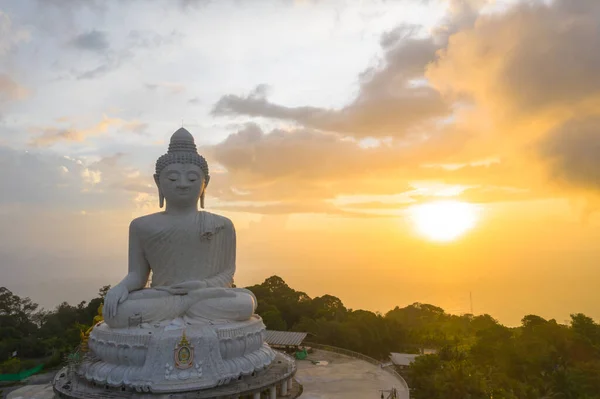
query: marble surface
[
  {"left": 79, "top": 316, "right": 275, "bottom": 392},
  {"left": 54, "top": 351, "right": 296, "bottom": 398},
  {"left": 103, "top": 128, "right": 256, "bottom": 328}
]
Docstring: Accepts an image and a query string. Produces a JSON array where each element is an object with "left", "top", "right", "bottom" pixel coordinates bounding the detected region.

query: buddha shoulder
[
  {"left": 202, "top": 211, "right": 234, "bottom": 229},
  {"left": 128, "top": 212, "right": 234, "bottom": 234},
  {"left": 128, "top": 212, "right": 165, "bottom": 234},
  {"left": 198, "top": 211, "right": 235, "bottom": 236}
]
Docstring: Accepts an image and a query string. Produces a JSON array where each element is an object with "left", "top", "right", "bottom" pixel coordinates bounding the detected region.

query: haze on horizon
[{"left": 1, "top": 0, "right": 600, "bottom": 327}]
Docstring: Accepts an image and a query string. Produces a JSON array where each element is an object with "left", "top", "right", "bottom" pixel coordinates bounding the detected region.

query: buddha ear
[
  {"left": 154, "top": 174, "right": 164, "bottom": 208},
  {"left": 200, "top": 174, "right": 208, "bottom": 209}
]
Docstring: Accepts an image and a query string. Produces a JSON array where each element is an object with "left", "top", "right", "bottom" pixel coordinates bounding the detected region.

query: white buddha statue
[
  {"left": 80, "top": 128, "right": 275, "bottom": 393},
  {"left": 103, "top": 128, "right": 256, "bottom": 328}
]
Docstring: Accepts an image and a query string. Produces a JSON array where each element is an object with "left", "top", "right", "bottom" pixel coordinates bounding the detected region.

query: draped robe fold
[{"left": 104, "top": 211, "right": 256, "bottom": 328}]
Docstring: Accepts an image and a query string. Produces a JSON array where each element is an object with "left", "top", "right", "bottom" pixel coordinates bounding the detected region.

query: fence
[
  {"left": 303, "top": 342, "right": 410, "bottom": 394},
  {"left": 0, "top": 364, "right": 44, "bottom": 382}
]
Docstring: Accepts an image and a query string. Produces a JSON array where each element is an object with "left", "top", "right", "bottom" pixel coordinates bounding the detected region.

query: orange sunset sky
[{"left": 1, "top": 0, "right": 599, "bottom": 326}]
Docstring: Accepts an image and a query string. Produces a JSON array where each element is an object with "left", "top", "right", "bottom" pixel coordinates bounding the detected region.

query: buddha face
[{"left": 156, "top": 163, "right": 206, "bottom": 208}]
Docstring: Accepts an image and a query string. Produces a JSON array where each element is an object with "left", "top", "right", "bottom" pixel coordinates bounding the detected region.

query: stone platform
[
  {"left": 294, "top": 349, "right": 409, "bottom": 399},
  {"left": 53, "top": 351, "right": 297, "bottom": 399},
  {"left": 6, "top": 384, "right": 55, "bottom": 399}
]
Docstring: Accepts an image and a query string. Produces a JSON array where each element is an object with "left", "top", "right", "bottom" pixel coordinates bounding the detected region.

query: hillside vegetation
[{"left": 2, "top": 276, "right": 599, "bottom": 398}]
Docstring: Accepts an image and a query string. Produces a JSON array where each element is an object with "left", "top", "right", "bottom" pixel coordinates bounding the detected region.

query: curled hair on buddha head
[{"left": 154, "top": 127, "right": 210, "bottom": 208}]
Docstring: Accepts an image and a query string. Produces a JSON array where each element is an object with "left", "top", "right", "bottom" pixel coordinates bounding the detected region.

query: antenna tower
[{"left": 470, "top": 291, "right": 474, "bottom": 315}]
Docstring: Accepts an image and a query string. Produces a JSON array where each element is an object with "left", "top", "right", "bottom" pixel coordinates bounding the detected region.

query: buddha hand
[
  {"left": 104, "top": 285, "right": 129, "bottom": 319},
  {"left": 155, "top": 280, "right": 207, "bottom": 295}
]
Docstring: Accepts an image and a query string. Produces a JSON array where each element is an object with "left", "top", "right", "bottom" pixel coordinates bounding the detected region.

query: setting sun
[{"left": 408, "top": 201, "right": 479, "bottom": 242}]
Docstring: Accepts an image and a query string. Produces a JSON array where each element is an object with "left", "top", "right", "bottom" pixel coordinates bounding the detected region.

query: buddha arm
[
  {"left": 118, "top": 221, "right": 151, "bottom": 292},
  {"left": 202, "top": 220, "right": 236, "bottom": 288}
]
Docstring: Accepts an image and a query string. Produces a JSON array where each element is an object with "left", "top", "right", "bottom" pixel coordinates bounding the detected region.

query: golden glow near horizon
[
  {"left": 408, "top": 201, "right": 479, "bottom": 242},
  {"left": 3, "top": 0, "right": 600, "bottom": 327}
]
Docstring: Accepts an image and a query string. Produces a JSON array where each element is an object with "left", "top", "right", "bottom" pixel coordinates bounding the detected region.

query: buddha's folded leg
[
  {"left": 104, "top": 294, "right": 189, "bottom": 328},
  {"left": 104, "top": 288, "right": 239, "bottom": 328},
  {"left": 185, "top": 288, "right": 256, "bottom": 324},
  {"left": 127, "top": 288, "right": 172, "bottom": 300}
]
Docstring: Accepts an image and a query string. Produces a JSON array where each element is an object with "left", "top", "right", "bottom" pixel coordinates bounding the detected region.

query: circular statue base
[
  {"left": 54, "top": 351, "right": 296, "bottom": 399},
  {"left": 78, "top": 316, "right": 274, "bottom": 393}
]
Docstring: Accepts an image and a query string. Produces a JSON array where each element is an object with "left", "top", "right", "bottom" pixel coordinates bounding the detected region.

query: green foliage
[
  {"left": 0, "top": 357, "right": 21, "bottom": 374},
  {"left": 246, "top": 276, "right": 600, "bottom": 398},
  {"left": 247, "top": 276, "right": 411, "bottom": 359},
  {"left": 0, "top": 285, "right": 108, "bottom": 372},
  {"left": 2, "top": 277, "right": 600, "bottom": 398},
  {"left": 405, "top": 312, "right": 600, "bottom": 399}
]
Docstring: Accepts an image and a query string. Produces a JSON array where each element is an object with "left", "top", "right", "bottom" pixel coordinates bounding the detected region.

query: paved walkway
[
  {"left": 2, "top": 371, "right": 56, "bottom": 399},
  {"left": 6, "top": 384, "right": 54, "bottom": 399},
  {"left": 295, "top": 349, "right": 409, "bottom": 399}
]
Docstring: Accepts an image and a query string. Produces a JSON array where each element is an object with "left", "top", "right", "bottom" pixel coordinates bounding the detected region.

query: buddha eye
[
  {"left": 167, "top": 173, "right": 179, "bottom": 181},
  {"left": 187, "top": 172, "right": 200, "bottom": 182}
]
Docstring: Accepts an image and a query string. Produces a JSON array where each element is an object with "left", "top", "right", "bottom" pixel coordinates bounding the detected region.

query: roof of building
[
  {"left": 265, "top": 330, "right": 308, "bottom": 347},
  {"left": 389, "top": 353, "right": 420, "bottom": 366}
]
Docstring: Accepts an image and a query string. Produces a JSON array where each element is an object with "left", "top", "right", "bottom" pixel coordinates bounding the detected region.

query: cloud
[
  {"left": 8, "top": 0, "right": 600, "bottom": 218},
  {"left": 87, "top": 153, "right": 155, "bottom": 196},
  {"left": 206, "top": 123, "right": 410, "bottom": 201},
  {"left": 177, "top": 0, "right": 212, "bottom": 9},
  {"left": 426, "top": 0, "right": 600, "bottom": 121},
  {"left": 210, "top": 2, "right": 491, "bottom": 139},
  {"left": 419, "top": 0, "right": 600, "bottom": 201},
  {"left": 211, "top": 0, "right": 600, "bottom": 214},
  {"left": 28, "top": 116, "right": 148, "bottom": 147},
  {"left": 36, "top": 0, "right": 105, "bottom": 9},
  {"left": 145, "top": 82, "right": 186, "bottom": 94},
  {"left": 0, "top": 148, "right": 123, "bottom": 208},
  {"left": 538, "top": 117, "right": 600, "bottom": 192},
  {"left": 73, "top": 30, "right": 182, "bottom": 80},
  {"left": 212, "top": 31, "right": 449, "bottom": 138},
  {"left": 75, "top": 54, "right": 128, "bottom": 80},
  {"left": 0, "top": 146, "right": 159, "bottom": 226},
  {"left": 0, "top": 74, "right": 28, "bottom": 103},
  {"left": 0, "top": 10, "right": 30, "bottom": 55},
  {"left": 70, "top": 30, "right": 109, "bottom": 52},
  {"left": 126, "top": 121, "right": 148, "bottom": 135},
  {"left": 29, "top": 128, "right": 85, "bottom": 147},
  {"left": 127, "top": 29, "right": 183, "bottom": 48},
  {"left": 408, "top": 185, "right": 546, "bottom": 206},
  {"left": 204, "top": 0, "right": 600, "bottom": 214},
  {"left": 0, "top": 13, "right": 30, "bottom": 109},
  {"left": 202, "top": 122, "right": 540, "bottom": 214},
  {"left": 212, "top": 200, "right": 391, "bottom": 217}
]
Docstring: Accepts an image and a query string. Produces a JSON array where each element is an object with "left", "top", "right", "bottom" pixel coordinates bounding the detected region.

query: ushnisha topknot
[{"left": 154, "top": 127, "right": 210, "bottom": 187}]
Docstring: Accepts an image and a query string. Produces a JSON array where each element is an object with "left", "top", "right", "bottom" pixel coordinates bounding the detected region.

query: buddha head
[{"left": 154, "top": 128, "right": 210, "bottom": 209}]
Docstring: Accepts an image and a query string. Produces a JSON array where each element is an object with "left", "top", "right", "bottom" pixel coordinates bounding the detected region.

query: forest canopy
[{"left": 1, "top": 276, "right": 599, "bottom": 398}]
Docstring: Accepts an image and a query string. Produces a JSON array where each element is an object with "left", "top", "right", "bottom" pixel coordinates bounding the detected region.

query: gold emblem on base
[{"left": 174, "top": 331, "right": 194, "bottom": 369}]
